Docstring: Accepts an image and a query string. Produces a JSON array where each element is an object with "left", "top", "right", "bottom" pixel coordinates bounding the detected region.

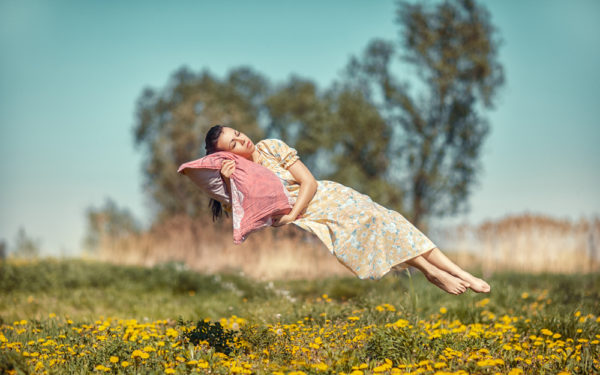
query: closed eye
[{"left": 230, "top": 131, "right": 242, "bottom": 149}]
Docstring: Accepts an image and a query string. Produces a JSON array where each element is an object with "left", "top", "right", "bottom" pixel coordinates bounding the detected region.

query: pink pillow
[{"left": 177, "top": 152, "right": 294, "bottom": 244}]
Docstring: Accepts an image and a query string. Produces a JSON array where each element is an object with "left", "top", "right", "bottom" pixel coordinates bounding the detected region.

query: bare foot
[
  {"left": 425, "top": 269, "right": 470, "bottom": 295},
  {"left": 455, "top": 271, "right": 491, "bottom": 293}
]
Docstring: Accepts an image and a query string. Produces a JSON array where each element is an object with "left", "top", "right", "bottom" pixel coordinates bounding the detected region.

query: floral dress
[{"left": 254, "top": 139, "right": 438, "bottom": 280}]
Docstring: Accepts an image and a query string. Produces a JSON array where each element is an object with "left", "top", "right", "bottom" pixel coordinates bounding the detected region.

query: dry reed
[
  {"left": 435, "top": 213, "right": 600, "bottom": 277},
  {"left": 91, "top": 214, "right": 354, "bottom": 280},
  {"left": 91, "top": 213, "right": 600, "bottom": 280}
]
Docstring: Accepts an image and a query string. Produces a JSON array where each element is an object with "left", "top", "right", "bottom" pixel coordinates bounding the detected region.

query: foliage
[
  {"left": 179, "top": 318, "right": 236, "bottom": 355},
  {"left": 0, "top": 348, "right": 31, "bottom": 374},
  {"left": 342, "top": 0, "right": 504, "bottom": 227},
  {"left": 83, "top": 197, "right": 141, "bottom": 252},
  {"left": 130, "top": 0, "right": 504, "bottom": 230},
  {"left": 265, "top": 78, "right": 405, "bottom": 211},
  {"left": 10, "top": 227, "right": 40, "bottom": 259},
  {"left": 133, "top": 66, "right": 268, "bottom": 223}
]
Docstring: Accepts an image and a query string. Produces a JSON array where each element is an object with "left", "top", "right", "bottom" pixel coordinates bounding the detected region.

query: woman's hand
[
  {"left": 220, "top": 160, "right": 235, "bottom": 178},
  {"left": 272, "top": 213, "right": 296, "bottom": 227}
]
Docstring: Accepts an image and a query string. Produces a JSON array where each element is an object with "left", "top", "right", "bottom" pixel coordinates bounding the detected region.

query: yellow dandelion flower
[
  {"left": 440, "top": 307, "right": 447, "bottom": 314},
  {"left": 347, "top": 316, "right": 360, "bottom": 321},
  {"left": 313, "top": 363, "right": 328, "bottom": 371},
  {"left": 575, "top": 311, "right": 581, "bottom": 317},
  {"left": 390, "top": 319, "right": 409, "bottom": 328},
  {"left": 165, "top": 369, "right": 176, "bottom": 374},
  {"left": 121, "top": 361, "right": 130, "bottom": 367},
  {"left": 540, "top": 329, "right": 553, "bottom": 336},
  {"left": 109, "top": 356, "right": 119, "bottom": 363}
]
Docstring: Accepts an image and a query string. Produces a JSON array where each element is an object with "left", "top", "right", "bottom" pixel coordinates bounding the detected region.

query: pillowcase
[{"left": 177, "top": 152, "right": 294, "bottom": 244}]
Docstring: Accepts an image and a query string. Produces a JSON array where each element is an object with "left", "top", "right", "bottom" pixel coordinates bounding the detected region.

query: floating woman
[{"left": 203, "top": 125, "right": 490, "bottom": 295}]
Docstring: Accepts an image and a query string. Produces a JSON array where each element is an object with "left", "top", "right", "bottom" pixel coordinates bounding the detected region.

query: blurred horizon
[{"left": 1, "top": 0, "right": 599, "bottom": 256}]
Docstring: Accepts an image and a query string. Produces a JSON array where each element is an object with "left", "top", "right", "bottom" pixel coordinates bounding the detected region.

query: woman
[{"left": 205, "top": 125, "right": 490, "bottom": 295}]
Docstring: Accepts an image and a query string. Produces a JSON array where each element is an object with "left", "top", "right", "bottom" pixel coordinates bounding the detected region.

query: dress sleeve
[{"left": 260, "top": 139, "right": 300, "bottom": 169}]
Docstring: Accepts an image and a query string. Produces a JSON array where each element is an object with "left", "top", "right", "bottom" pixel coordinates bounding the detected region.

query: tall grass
[
  {"left": 436, "top": 213, "right": 600, "bottom": 276},
  {"left": 90, "top": 213, "right": 600, "bottom": 280},
  {"left": 90, "top": 214, "right": 354, "bottom": 280}
]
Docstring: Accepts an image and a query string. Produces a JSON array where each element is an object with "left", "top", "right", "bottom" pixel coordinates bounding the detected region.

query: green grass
[{"left": 1, "top": 258, "right": 599, "bottom": 374}]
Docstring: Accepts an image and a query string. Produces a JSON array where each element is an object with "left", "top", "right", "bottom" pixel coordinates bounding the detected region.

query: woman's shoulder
[
  {"left": 256, "top": 138, "right": 299, "bottom": 169},
  {"left": 256, "top": 138, "right": 293, "bottom": 153}
]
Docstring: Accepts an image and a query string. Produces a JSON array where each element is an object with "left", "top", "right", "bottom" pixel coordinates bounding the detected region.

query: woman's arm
[
  {"left": 272, "top": 159, "right": 318, "bottom": 226},
  {"left": 220, "top": 160, "right": 235, "bottom": 194}
]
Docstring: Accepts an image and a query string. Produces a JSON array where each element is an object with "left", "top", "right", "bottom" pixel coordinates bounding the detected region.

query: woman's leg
[
  {"left": 422, "top": 247, "right": 491, "bottom": 293},
  {"left": 404, "top": 251, "right": 471, "bottom": 295}
]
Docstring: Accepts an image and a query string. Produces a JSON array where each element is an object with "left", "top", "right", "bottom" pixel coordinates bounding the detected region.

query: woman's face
[{"left": 216, "top": 127, "right": 255, "bottom": 158}]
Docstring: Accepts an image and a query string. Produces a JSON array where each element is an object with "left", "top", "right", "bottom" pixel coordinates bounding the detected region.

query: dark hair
[{"left": 204, "top": 125, "right": 228, "bottom": 222}]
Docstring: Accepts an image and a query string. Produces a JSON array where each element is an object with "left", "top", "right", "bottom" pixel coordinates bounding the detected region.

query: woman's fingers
[{"left": 220, "top": 160, "right": 236, "bottom": 178}]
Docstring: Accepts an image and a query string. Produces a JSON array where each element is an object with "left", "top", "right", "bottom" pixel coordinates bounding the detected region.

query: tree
[
  {"left": 12, "top": 227, "right": 40, "bottom": 258},
  {"left": 131, "top": 0, "right": 503, "bottom": 229},
  {"left": 0, "top": 239, "right": 6, "bottom": 260},
  {"left": 133, "top": 66, "right": 268, "bottom": 222},
  {"left": 83, "top": 197, "right": 141, "bottom": 252},
  {"left": 265, "top": 77, "right": 404, "bottom": 210},
  {"left": 343, "top": 0, "right": 504, "bottom": 227}
]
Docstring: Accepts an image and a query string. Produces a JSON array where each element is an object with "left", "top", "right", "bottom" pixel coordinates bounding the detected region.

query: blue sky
[{"left": 1, "top": 0, "right": 599, "bottom": 256}]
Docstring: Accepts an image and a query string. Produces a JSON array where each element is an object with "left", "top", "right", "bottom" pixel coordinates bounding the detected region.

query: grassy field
[{"left": 1, "top": 258, "right": 599, "bottom": 374}]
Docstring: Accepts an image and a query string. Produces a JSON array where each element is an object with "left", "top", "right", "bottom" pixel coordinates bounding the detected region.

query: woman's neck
[{"left": 250, "top": 149, "right": 261, "bottom": 163}]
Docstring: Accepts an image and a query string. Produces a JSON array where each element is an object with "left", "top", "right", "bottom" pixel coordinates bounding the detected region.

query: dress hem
[{"left": 358, "top": 245, "right": 438, "bottom": 280}]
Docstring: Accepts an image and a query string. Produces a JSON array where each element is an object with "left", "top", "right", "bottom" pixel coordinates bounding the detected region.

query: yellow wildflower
[
  {"left": 540, "top": 328, "right": 553, "bottom": 336},
  {"left": 313, "top": 362, "right": 328, "bottom": 371}
]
